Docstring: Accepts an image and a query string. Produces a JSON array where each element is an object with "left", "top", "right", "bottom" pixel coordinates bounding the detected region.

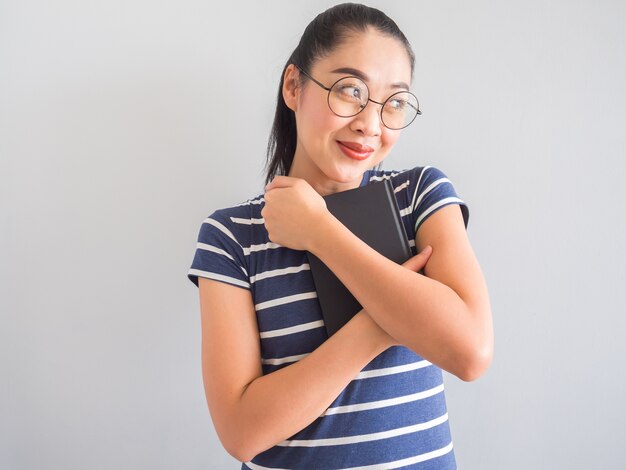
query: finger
[{"left": 400, "top": 245, "right": 432, "bottom": 272}]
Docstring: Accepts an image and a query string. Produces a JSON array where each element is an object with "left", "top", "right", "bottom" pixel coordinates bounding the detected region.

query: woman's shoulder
[
  {"left": 196, "top": 192, "right": 267, "bottom": 248},
  {"left": 207, "top": 192, "right": 266, "bottom": 221},
  {"left": 365, "top": 165, "right": 469, "bottom": 229}
]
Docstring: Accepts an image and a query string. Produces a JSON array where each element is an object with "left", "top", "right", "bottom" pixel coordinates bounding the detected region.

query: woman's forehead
[{"left": 312, "top": 30, "right": 412, "bottom": 87}]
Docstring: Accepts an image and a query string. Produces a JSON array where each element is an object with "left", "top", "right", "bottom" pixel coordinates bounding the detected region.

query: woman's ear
[{"left": 282, "top": 64, "right": 300, "bottom": 112}]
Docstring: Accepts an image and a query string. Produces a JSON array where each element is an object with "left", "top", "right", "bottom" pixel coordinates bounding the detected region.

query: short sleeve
[
  {"left": 187, "top": 210, "right": 251, "bottom": 290},
  {"left": 409, "top": 166, "right": 470, "bottom": 233}
]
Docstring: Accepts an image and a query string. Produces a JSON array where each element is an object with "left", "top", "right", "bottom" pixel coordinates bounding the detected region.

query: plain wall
[{"left": 2, "top": 0, "right": 625, "bottom": 468}]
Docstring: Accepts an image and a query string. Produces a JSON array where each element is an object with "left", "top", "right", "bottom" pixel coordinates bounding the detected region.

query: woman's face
[{"left": 284, "top": 29, "right": 413, "bottom": 195}]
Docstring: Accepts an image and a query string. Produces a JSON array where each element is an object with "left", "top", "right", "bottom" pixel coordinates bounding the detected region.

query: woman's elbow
[
  {"left": 455, "top": 339, "right": 493, "bottom": 382},
  {"left": 213, "top": 415, "right": 260, "bottom": 463},
  {"left": 454, "top": 303, "right": 494, "bottom": 382},
  {"left": 221, "top": 433, "right": 258, "bottom": 464},
  {"left": 225, "top": 446, "right": 254, "bottom": 465}
]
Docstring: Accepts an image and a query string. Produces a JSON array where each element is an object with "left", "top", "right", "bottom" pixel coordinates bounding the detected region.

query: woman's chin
[{"left": 322, "top": 168, "right": 365, "bottom": 190}]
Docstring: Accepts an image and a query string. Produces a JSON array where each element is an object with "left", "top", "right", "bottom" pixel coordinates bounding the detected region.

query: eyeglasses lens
[
  {"left": 328, "top": 77, "right": 419, "bottom": 130},
  {"left": 382, "top": 92, "right": 419, "bottom": 130},
  {"left": 328, "top": 77, "right": 368, "bottom": 117}
]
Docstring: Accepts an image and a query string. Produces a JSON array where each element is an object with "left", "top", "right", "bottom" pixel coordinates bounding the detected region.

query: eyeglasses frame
[{"left": 294, "top": 64, "right": 421, "bottom": 130}]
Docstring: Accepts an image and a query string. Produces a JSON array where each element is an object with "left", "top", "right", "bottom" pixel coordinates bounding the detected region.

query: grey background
[{"left": 2, "top": 0, "right": 625, "bottom": 468}]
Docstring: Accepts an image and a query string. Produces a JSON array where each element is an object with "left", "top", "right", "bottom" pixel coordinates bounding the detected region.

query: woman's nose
[{"left": 349, "top": 101, "right": 382, "bottom": 136}]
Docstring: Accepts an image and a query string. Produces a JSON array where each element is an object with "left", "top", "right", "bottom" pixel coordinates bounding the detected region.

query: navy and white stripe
[{"left": 188, "top": 166, "right": 468, "bottom": 469}]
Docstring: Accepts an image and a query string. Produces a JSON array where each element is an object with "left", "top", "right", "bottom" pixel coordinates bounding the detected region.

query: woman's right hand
[{"left": 402, "top": 245, "right": 433, "bottom": 273}]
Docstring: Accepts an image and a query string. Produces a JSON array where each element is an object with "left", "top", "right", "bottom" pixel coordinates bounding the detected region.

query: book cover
[{"left": 306, "top": 179, "right": 412, "bottom": 337}]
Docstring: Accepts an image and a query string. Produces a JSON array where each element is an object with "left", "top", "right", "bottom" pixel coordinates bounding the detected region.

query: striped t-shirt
[{"left": 188, "top": 166, "right": 469, "bottom": 470}]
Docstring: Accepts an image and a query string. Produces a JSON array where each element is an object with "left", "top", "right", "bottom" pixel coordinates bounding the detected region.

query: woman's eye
[
  {"left": 387, "top": 99, "right": 407, "bottom": 111},
  {"left": 338, "top": 84, "right": 363, "bottom": 100}
]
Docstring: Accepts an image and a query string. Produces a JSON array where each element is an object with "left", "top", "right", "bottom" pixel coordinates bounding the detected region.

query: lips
[{"left": 337, "top": 141, "right": 375, "bottom": 161}]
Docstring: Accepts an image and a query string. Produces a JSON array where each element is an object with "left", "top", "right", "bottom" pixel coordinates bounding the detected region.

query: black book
[{"left": 306, "top": 179, "right": 412, "bottom": 337}]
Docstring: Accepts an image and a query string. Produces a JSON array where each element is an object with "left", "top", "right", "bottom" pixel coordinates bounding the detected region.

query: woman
[{"left": 188, "top": 3, "right": 493, "bottom": 469}]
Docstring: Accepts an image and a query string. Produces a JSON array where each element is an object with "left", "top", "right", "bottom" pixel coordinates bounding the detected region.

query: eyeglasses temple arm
[{"left": 293, "top": 64, "right": 332, "bottom": 92}]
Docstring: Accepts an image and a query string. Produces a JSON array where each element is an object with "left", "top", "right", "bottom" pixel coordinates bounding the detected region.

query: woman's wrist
[
  {"left": 307, "top": 211, "right": 344, "bottom": 256},
  {"left": 350, "top": 309, "right": 398, "bottom": 352}
]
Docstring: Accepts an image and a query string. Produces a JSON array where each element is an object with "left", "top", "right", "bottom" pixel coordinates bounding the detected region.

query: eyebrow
[{"left": 330, "top": 67, "right": 410, "bottom": 91}]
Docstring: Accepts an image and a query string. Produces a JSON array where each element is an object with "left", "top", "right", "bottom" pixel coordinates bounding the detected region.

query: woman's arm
[
  {"left": 198, "top": 251, "right": 430, "bottom": 462},
  {"left": 261, "top": 176, "right": 492, "bottom": 381},
  {"left": 308, "top": 204, "right": 493, "bottom": 381},
  {"left": 198, "top": 283, "right": 388, "bottom": 463}
]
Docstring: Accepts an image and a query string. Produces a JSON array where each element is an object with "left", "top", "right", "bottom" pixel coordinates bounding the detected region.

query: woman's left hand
[{"left": 262, "top": 176, "right": 329, "bottom": 251}]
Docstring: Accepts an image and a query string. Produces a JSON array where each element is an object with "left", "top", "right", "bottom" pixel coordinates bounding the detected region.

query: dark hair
[{"left": 263, "top": 3, "right": 415, "bottom": 185}]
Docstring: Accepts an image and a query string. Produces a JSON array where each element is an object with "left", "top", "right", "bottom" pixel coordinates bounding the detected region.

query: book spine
[{"left": 383, "top": 180, "right": 412, "bottom": 261}]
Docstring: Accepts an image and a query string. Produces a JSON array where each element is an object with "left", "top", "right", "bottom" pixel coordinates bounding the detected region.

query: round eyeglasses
[{"left": 295, "top": 65, "right": 421, "bottom": 130}]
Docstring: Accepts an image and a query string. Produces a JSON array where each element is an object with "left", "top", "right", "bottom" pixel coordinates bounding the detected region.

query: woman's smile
[{"left": 336, "top": 140, "right": 375, "bottom": 161}]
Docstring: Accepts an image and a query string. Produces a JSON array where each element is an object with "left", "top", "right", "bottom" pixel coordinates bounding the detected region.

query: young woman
[{"left": 188, "top": 3, "right": 493, "bottom": 469}]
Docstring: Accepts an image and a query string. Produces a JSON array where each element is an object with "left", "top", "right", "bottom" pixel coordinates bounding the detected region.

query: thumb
[{"left": 401, "top": 245, "right": 432, "bottom": 273}]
